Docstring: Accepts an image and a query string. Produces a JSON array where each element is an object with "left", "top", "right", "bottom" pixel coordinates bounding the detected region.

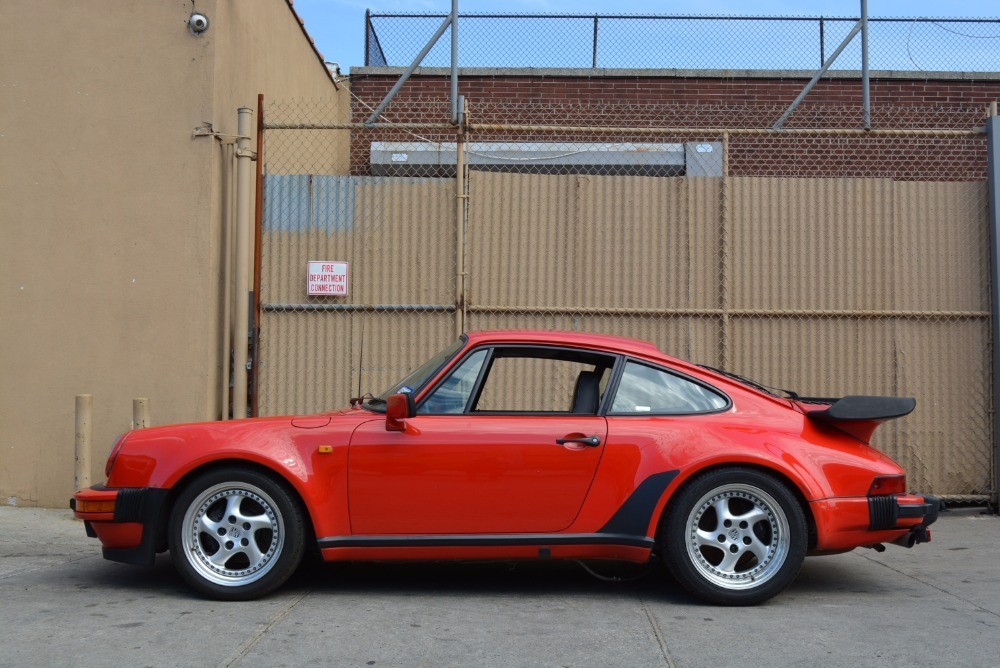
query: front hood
[{"left": 106, "top": 406, "right": 383, "bottom": 489}]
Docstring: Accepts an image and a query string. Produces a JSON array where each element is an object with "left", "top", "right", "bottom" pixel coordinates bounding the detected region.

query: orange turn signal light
[
  {"left": 868, "top": 474, "right": 906, "bottom": 496},
  {"left": 76, "top": 499, "right": 116, "bottom": 513}
]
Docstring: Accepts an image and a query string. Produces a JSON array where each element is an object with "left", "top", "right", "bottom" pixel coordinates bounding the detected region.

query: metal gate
[{"left": 257, "top": 97, "right": 994, "bottom": 502}]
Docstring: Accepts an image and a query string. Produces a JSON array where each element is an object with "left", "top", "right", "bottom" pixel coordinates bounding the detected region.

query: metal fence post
[
  {"left": 987, "top": 109, "right": 1000, "bottom": 511},
  {"left": 252, "top": 94, "right": 265, "bottom": 418},
  {"left": 364, "top": 9, "right": 371, "bottom": 67},
  {"left": 455, "top": 96, "right": 468, "bottom": 337},
  {"left": 592, "top": 17, "right": 599, "bottom": 68},
  {"left": 861, "top": 0, "right": 871, "bottom": 130},
  {"left": 819, "top": 17, "right": 825, "bottom": 67}
]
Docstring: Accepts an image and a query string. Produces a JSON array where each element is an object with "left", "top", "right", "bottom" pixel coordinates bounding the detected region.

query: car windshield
[{"left": 370, "top": 336, "right": 467, "bottom": 406}]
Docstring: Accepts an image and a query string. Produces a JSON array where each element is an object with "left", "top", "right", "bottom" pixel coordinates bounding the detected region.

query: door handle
[{"left": 556, "top": 435, "right": 601, "bottom": 447}]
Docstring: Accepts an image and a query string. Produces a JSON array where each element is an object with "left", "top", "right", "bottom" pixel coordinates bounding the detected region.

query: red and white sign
[{"left": 307, "top": 261, "right": 349, "bottom": 296}]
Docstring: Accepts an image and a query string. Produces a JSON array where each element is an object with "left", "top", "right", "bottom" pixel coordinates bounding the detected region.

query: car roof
[{"left": 464, "top": 330, "right": 667, "bottom": 360}]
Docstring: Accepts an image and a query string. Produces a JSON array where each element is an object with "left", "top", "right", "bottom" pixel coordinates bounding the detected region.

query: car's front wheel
[
  {"left": 661, "top": 468, "right": 807, "bottom": 605},
  {"left": 168, "top": 467, "right": 305, "bottom": 600}
]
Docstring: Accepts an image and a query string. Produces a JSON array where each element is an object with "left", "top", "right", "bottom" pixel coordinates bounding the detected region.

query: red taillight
[
  {"left": 105, "top": 433, "right": 128, "bottom": 477},
  {"left": 868, "top": 474, "right": 906, "bottom": 496}
]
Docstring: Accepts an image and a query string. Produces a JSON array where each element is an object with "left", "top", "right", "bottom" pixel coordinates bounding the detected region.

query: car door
[{"left": 347, "top": 345, "right": 616, "bottom": 535}]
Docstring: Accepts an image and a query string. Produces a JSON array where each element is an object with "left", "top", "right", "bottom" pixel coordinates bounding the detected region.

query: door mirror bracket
[{"left": 386, "top": 393, "right": 416, "bottom": 431}]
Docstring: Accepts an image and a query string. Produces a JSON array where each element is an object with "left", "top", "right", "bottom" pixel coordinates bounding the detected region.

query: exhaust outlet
[{"left": 892, "top": 532, "right": 918, "bottom": 548}]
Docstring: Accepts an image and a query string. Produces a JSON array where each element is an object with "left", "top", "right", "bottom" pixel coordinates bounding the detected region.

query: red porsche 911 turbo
[{"left": 72, "top": 330, "right": 939, "bottom": 605}]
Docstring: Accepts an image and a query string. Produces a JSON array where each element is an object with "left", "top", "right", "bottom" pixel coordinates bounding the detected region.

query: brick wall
[
  {"left": 351, "top": 73, "right": 1000, "bottom": 110},
  {"left": 347, "top": 73, "right": 998, "bottom": 178}
]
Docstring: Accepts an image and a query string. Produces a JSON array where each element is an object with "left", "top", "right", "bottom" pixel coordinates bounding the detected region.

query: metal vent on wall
[{"left": 370, "top": 142, "right": 723, "bottom": 177}]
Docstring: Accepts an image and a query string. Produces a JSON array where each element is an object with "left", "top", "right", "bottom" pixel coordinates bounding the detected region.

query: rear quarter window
[{"left": 611, "top": 361, "right": 728, "bottom": 415}]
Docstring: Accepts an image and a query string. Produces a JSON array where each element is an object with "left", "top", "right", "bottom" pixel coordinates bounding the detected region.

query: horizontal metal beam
[
  {"left": 263, "top": 303, "right": 455, "bottom": 313},
  {"left": 264, "top": 122, "right": 984, "bottom": 137},
  {"left": 369, "top": 13, "right": 1000, "bottom": 24},
  {"left": 264, "top": 122, "right": 454, "bottom": 131},
  {"left": 467, "top": 124, "right": 984, "bottom": 137},
  {"left": 465, "top": 305, "right": 989, "bottom": 319}
]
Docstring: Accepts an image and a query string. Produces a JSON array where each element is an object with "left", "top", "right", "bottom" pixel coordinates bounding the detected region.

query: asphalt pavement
[{"left": 0, "top": 505, "right": 998, "bottom": 667}]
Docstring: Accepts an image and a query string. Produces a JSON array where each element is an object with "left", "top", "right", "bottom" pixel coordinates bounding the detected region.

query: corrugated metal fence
[{"left": 258, "top": 98, "right": 993, "bottom": 501}]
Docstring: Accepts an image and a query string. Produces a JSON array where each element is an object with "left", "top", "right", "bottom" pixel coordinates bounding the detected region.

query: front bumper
[{"left": 71, "top": 485, "right": 170, "bottom": 566}]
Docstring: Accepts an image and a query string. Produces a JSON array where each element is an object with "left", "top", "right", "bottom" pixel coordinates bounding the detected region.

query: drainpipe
[
  {"left": 233, "top": 107, "right": 254, "bottom": 418},
  {"left": 219, "top": 141, "right": 234, "bottom": 419}
]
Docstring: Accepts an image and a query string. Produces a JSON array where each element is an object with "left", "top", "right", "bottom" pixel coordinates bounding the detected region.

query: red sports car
[{"left": 72, "top": 330, "right": 939, "bottom": 605}]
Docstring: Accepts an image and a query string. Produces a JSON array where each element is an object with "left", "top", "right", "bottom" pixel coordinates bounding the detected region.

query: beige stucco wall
[{"left": 0, "top": 0, "right": 346, "bottom": 507}]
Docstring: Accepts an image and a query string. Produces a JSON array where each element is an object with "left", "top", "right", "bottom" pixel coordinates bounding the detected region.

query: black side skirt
[
  {"left": 318, "top": 469, "right": 679, "bottom": 552},
  {"left": 317, "top": 533, "right": 654, "bottom": 550}
]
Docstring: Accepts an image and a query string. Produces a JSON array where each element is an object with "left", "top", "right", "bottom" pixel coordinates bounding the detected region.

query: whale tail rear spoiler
[{"left": 802, "top": 396, "right": 916, "bottom": 443}]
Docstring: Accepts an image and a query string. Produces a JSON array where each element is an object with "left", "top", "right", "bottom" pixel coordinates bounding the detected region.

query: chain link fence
[
  {"left": 366, "top": 13, "right": 1000, "bottom": 73},
  {"left": 258, "top": 95, "right": 993, "bottom": 502}
]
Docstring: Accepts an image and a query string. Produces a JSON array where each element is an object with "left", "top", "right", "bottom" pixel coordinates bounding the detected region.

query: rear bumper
[
  {"left": 869, "top": 493, "right": 941, "bottom": 531},
  {"left": 71, "top": 485, "right": 170, "bottom": 566},
  {"left": 810, "top": 493, "right": 941, "bottom": 553}
]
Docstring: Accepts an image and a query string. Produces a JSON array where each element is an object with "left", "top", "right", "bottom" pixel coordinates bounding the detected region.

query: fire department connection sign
[{"left": 307, "top": 261, "right": 349, "bottom": 296}]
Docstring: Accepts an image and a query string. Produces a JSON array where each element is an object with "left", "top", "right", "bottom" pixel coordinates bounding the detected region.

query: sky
[{"left": 292, "top": 0, "right": 1000, "bottom": 73}]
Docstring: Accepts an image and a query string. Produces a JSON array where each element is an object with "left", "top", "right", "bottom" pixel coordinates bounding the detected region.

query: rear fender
[{"left": 644, "top": 452, "right": 826, "bottom": 539}]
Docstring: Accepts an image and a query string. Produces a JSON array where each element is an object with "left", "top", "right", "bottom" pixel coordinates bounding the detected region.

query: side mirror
[{"left": 385, "top": 393, "right": 415, "bottom": 432}]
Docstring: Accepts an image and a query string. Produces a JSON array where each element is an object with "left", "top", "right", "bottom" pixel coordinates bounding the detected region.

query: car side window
[
  {"left": 471, "top": 347, "right": 616, "bottom": 414},
  {"left": 418, "top": 349, "right": 488, "bottom": 414},
  {"left": 611, "top": 361, "right": 728, "bottom": 414}
]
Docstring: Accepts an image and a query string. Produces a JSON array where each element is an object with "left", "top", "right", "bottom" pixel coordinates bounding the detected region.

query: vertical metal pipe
[
  {"left": 819, "top": 18, "right": 825, "bottom": 68},
  {"left": 592, "top": 17, "right": 599, "bottom": 68},
  {"left": 74, "top": 395, "right": 92, "bottom": 491},
  {"left": 220, "top": 142, "right": 233, "bottom": 420},
  {"left": 132, "top": 398, "right": 150, "bottom": 430},
  {"left": 455, "top": 96, "right": 467, "bottom": 338},
  {"left": 450, "top": 0, "right": 459, "bottom": 125},
  {"left": 987, "top": 112, "right": 1000, "bottom": 512},
  {"left": 861, "top": 0, "right": 871, "bottom": 130},
  {"left": 233, "top": 107, "right": 253, "bottom": 419}
]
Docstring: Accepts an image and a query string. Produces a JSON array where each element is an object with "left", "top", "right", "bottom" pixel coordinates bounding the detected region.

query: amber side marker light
[
  {"left": 75, "top": 499, "right": 116, "bottom": 513},
  {"left": 868, "top": 474, "right": 906, "bottom": 496}
]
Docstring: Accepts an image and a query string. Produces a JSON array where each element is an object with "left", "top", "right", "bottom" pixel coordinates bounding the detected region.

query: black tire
[
  {"left": 661, "top": 468, "right": 807, "bottom": 606},
  {"left": 168, "top": 467, "right": 305, "bottom": 600}
]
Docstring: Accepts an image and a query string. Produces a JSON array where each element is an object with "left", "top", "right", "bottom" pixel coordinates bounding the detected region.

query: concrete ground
[{"left": 0, "top": 507, "right": 998, "bottom": 667}]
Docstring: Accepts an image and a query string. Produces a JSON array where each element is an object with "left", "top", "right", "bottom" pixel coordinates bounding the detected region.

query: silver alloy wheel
[
  {"left": 180, "top": 482, "right": 285, "bottom": 587},
  {"left": 685, "top": 483, "right": 791, "bottom": 590}
]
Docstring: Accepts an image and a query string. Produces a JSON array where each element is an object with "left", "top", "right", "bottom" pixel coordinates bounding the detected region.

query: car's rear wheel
[
  {"left": 661, "top": 468, "right": 806, "bottom": 605},
  {"left": 168, "top": 467, "right": 305, "bottom": 600}
]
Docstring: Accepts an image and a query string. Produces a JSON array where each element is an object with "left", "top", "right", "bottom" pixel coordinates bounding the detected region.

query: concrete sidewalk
[{"left": 0, "top": 506, "right": 998, "bottom": 667}]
